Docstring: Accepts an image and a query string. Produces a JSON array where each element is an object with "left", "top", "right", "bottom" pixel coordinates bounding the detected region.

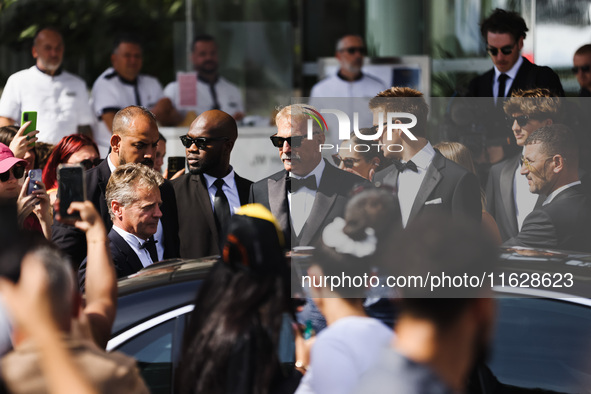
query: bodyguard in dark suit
[
  {"left": 370, "top": 87, "right": 481, "bottom": 227},
  {"left": 172, "top": 110, "right": 252, "bottom": 258},
  {"left": 468, "top": 9, "right": 564, "bottom": 98},
  {"left": 249, "top": 104, "right": 367, "bottom": 248},
  {"left": 504, "top": 124, "right": 591, "bottom": 252},
  {"left": 465, "top": 9, "right": 563, "bottom": 159},
  {"left": 486, "top": 91, "right": 559, "bottom": 241},
  {"left": 52, "top": 106, "right": 179, "bottom": 266}
]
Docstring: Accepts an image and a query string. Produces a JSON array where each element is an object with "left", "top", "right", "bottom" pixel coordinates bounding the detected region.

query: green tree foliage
[{"left": 0, "top": 0, "right": 184, "bottom": 85}]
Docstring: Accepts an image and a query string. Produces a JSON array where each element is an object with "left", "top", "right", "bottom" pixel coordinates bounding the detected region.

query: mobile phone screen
[
  {"left": 168, "top": 156, "right": 186, "bottom": 174},
  {"left": 57, "top": 164, "right": 86, "bottom": 219}
]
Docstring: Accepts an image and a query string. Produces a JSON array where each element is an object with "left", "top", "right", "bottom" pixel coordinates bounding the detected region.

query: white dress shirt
[
  {"left": 397, "top": 143, "right": 436, "bottom": 228},
  {"left": 288, "top": 160, "right": 325, "bottom": 235},
  {"left": 111, "top": 225, "right": 155, "bottom": 268},
  {"left": 493, "top": 56, "right": 523, "bottom": 101},
  {"left": 513, "top": 159, "right": 538, "bottom": 231},
  {"left": 202, "top": 168, "right": 242, "bottom": 215}
]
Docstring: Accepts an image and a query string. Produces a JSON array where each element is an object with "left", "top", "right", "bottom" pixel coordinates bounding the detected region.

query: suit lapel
[
  {"left": 235, "top": 174, "right": 251, "bottom": 205},
  {"left": 109, "top": 229, "right": 144, "bottom": 275},
  {"left": 268, "top": 171, "right": 290, "bottom": 235},
  {"left": 298, "top": 164, "right": 338, "bottom": 246},
  {"left": 500, "top": 155, "right": 519, "bottom": 235},
  {"left": 408, "top": 153, "right": 444, "bottom": 223},
  {"left": 191, "top": 174, "right": 219, "bottom": 244},
  {"left": 97, "top": 160, "right": 112, "bottom": 227}
]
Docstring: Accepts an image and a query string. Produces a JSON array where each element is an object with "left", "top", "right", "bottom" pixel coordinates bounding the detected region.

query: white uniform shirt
[
  {"left": 0, "top": 66, "right": 95, "bottom": 144},
  {"left": 309, "top": 72, "right": 387, "bottom": 151},
  {"left": 91, "top": 67, "right": 165, "bottom": 156},
  {"left": 163, "top": 75, "right": 244, "bottom": 116}
]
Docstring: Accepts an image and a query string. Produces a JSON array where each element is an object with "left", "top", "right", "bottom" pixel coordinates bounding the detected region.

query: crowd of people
[{"left": 0, "top": 6, "right": 590, "bottom": 394}]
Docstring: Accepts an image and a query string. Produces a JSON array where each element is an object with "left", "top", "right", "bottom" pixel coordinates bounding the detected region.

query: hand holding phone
[
  {"left": 20, "top": 111, "right": 38, "bottom": 148},
  {"left": 167, "top": 156, "right": 186, "bottom": 175},
  {"left": 27, "top": 169, "right": 43, "bottom": 195},
  {"left": 57, "top": 164, "right": 86, "bottom": 221}
]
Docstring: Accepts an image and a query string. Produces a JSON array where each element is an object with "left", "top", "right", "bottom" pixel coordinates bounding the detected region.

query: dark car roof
[{"left": 112, "top": 257, "right": 217, "bottom": 335}]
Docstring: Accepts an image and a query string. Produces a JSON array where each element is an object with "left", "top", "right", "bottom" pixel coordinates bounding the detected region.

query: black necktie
[
  {"left": 289, "top": 175, "right": 317, "bottom": 192},
  {"left": 213, "top": 178, "right": 231, "bottom": 251},
  {"left": 497, "top": 73, "right": 509, "bottom": 98},
  {"left": 393, "top": 160, "right": 418, "bottom": 173},
  {"left": 140, "top": 236, "right": 158, "bottom": 263}
]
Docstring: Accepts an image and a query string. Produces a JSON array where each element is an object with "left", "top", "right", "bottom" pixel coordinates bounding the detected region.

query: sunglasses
[
  {"left": 521, "top": 156, "right": 553, "bottom": 173},
  {"left": 506, "top": 115, "right": 531, "bottom": 127},
  {"left": 0, "top": 165, "right": 25, "bottom": 182},
  {"left": 572, "top": 65, "right": 591, "bottom": 74},
  {"left": 180, "top": 135, "right": 229, "bottom": 149},
  {"left": 340, "top": 46, "right": 367, "bottom": 55},
  {"left": 270, "top": 135, "right": 307, "bottom": 148},
  {"left": 332, "top": 155, "right": 361, "bottom": 168},
  {"left": 79, "top": 158, "right": 101, "bottom": 171},
  {"left": 487, "top": 43, "right": 516, "bottom": 57}
]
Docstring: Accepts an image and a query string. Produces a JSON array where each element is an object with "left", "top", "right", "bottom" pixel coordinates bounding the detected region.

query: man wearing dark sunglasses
[
  {"left": 468, "top": 9, "right": 564, "bottom": 99},
  {"left": 310, "top": 34, "right": 386, "bottom": 101},
  {"left": 504, "top": 124, "right": 591, "bottom": 252},
  {"left": 172, "top": 109, "right": 252, "bottom": 258},
  {"left": 486, "top": 90, "right": 560, "bottom": 242},
  {"left": 250, "top": 104, "right": 368, "bottom": 248},
  {"left": 52, "top": 105, "right": 180, "bottom": 266},
  {"left": 573, "top": 44, "right": 591, "bottom": 97}
]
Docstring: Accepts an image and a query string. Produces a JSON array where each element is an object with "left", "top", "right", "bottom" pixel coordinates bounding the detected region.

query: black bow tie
[
  {"left": 140, "top": 238, "right": 158, "bottom": 249},
  {"left": 393, "top": 160, "right": 418, "bottom": 173},
  {"left": 289, "top": 175, "right": 317, "bottom": 192}
]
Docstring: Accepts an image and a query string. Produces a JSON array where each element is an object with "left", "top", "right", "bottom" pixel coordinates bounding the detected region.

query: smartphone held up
[{"left": 57, "top": 164, "right": 86, "bottom": 220}]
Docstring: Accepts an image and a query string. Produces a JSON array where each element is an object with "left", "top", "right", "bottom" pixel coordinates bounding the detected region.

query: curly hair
[
  {"left": 480, "top": 8, "right": 528, "bottom": 42},
  {"left": 503, "top": 88, "right": 561, "bottom": 120}
]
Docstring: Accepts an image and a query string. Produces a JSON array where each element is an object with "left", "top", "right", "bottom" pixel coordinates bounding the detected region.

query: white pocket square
[{"left": 425, "top": 198, "right": 442, "bottom": 205}]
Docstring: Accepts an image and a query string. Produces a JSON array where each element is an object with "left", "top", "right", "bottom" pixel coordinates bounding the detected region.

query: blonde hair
[
  {"left": 434, "top": 141, "right": 485, "bottom": 209},
  {"left": 503, "top": 88, "right": 561, "bottom": 119}
]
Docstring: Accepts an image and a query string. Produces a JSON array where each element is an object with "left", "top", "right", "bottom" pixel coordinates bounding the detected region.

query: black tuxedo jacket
[
  {"left": 373, "top": 150, "right": 481, "bottom": 225},
  {"left": 52, "top": 159, "right": 180, "bottom": 266},
  {"left": 172, "top": 172, "right": 252, "bottom": 258},
  {"left": 503, "top": 185, "right": 591, "bottom": 252},
  {"left": 249, "top": 160, "right": 368, "bottom": 248},
  {"left": 467, "top": 57, "right": 564, "bottom": 97},
  {"left": 78, "top": 228, "right": 146, "bottom": 288}
]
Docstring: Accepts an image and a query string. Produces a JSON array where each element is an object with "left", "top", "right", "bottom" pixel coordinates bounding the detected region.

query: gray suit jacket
[
  {"left": 373, "top": 150, "right": 481, "bottom": 225},
  {"left": 249, "top": 160, "right": 368, "bottom": 248}
]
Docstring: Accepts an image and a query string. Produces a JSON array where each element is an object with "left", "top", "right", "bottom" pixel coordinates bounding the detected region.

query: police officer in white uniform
[
  {"left": 0, "top": 27, "right": 95, "bottom": 144},
  {"left": 92, "top": 34, "right": 182, "bottom": 156},
  {"left": 309, "top": 35, "right": 387, "bottom": 154},
  {"left": 164, "top": 34, "right": 244, "bottom": 122}
]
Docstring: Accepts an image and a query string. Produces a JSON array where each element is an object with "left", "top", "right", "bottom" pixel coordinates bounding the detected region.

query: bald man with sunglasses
[{"left": 172, "top": 109, "right": 252, "bottom": 258}]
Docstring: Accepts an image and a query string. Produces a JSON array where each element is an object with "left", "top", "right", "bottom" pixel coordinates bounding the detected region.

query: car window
[
  {"left": 489, "top": 297, "right": 591, "bottom": 392},
  {"left": 117, "top": 319, "right": 175, "bottom": 394}
]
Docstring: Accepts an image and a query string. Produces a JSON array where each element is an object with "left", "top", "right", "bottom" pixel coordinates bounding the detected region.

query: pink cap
[{"left": 0, "top": 143, "right": 27, "bottom": 173}]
